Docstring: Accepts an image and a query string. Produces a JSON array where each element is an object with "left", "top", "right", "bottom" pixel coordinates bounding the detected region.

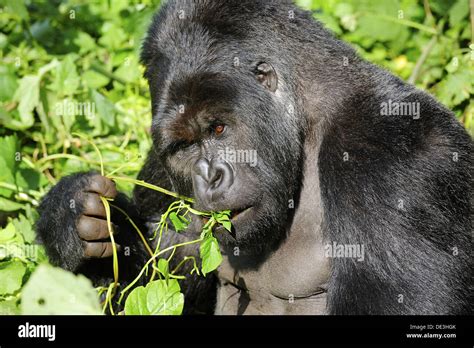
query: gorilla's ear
[{"left": 254, "top": 62, "right": 278, "bottom": 92}]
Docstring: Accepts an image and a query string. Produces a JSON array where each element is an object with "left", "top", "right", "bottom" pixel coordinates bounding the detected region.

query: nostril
[{"left": 210, "top": 171, "right": 223, "bottom": 189}]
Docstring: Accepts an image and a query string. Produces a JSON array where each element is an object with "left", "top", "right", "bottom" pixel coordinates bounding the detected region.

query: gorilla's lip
[{"left": 229, "top": 206, "right": 253, "bottom": 221}]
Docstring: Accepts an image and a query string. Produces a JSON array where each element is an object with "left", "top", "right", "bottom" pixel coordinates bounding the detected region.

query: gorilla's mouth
[{"left": 230, "top": 206, "right": 253, "bottom": 221}]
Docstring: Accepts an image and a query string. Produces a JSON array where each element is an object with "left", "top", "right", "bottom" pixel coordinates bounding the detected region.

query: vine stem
[
  {"left": 408, "top": 35, "right": 437, "bottom": 84},
  {"left": 107, "top": 175, "right": 195, "bottom": 203},
  {"left": 110, "top": 204, "right": 155, "bottom": 258},
  {"left": 99, "top": 197, "right": 119, "bottom": 288},
  {"left": 117, "top": 237, "right": 203, "bottom": 305}
]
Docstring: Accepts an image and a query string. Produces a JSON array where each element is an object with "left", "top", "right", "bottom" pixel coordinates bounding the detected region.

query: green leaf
[
  {"left": 4, "top": 0, "right": 29, "bottom": 20},
  {"left": 0, "top": 299, "right": 20, "bottom": 314},
  {"left": 0, "top": 197, "right": 23, "bottom": 212},
  {"left": 449, "top": 0, "right": 469, "bottom": 27},
  {"left": 0, "top": 261, "right": 26, "bottom": 295},
  {"left": 90, "top": 90, "right": 116, "bottom": 130},
  {"left": 200, "top": 234, "right": 222, "bottom": 276},
  {"left": 169, "top": 212, "right": 189, "bottom": 232},
  {"left": 221, "top": 220, "right": 232, "bottom": 232},
  {"left": 125, "top": 279, "right": 184, "bottom": 315},
  {"left": 12, "top": 214, "right": 35, "bottom": 244},
  {"left": 12, "top": 75, "right": 39, "bottom": 129},
  {"left": 157, "top": 258, "right": 169, "bottom": 278},
  {"left": 51, "top": 55, "right": 80, "bottom": 96},
  {"left": 0, "top": 221, "right": 16, "bottom": 243},
  {"left": 99, "top": 22, "right": 127, "bottom": 50},
  {"left": 436, "top": 69, "right": 473, "bottom": 107},
  {"left": 21, "top": 264, "right": 102, "bottom": 314},
  {"left": 0, "top": 65, "right": 18, "bottom": 102},
  {"left": 83, "top": 70, "right": 110, "bottom": 89},
  {"left": 0, "top": 134, "right": 19, "bottom": 173},
  {"left": 213, "top": 211, "right": 232, "bottom": 232},
  {"left": 124, "top": 286, "right": 149, "bottom": 315},
  {"left": 15, "top": 166, "right": 41, "bottom": 192},
  {"left": 73, "top": 31, "right": 96, "bottom": 54}
]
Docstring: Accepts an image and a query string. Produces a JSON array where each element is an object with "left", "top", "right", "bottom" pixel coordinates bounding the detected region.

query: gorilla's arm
[
  {"left": 36, "top": 152, "right": 217, "bottom": 314},
  {"left": 318, "top": 78, "right": 472, "bottom": 314}
]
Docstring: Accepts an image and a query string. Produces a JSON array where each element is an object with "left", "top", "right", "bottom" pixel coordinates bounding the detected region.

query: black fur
[{"left": 36, "top": 0, "right": 472, "bottom": 314}]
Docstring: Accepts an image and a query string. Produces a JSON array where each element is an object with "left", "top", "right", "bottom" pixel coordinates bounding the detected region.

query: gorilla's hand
[{"left": 36, "top": 172, "right": 118, "bottom": 271}]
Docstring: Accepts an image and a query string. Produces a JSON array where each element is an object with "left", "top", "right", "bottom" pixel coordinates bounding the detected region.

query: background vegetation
[{"left": 0, "top": 0, "right": 472, "bottom": 314}]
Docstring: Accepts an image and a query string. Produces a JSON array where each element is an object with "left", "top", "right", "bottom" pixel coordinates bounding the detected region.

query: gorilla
[{"left": 36, "top": 0, "right": 472, "bottom": 315}]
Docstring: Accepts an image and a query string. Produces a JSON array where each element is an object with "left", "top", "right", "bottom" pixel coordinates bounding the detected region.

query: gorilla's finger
[
  {"left": 87, "top": 175, "right": 117, "bottom": 198},
  {"left": 83, "top": 241, "right": 121, "bottom": 258},
  {"left": 77, "top": 216, "right": 115, "bottom": 241},
  {"left": 82, "top": 193, "right": 107, "bottom": 218}
]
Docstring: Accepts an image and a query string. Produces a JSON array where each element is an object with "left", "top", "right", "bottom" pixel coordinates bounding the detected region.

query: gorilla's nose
[{"left": 192, "top": 158, "right": 234, "bottom": 204}]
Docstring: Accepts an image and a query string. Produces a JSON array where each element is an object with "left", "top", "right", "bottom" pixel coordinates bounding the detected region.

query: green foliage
[
  {"left": 0, "top": 208, "right": 47, "bottom": 314},
  {"left": 124, "top": 279, "right": 184, "bottom": 315},
  {"left": 0, "top": 0, "right": 159, "bottom": 315},
  {"left": 21, "top": 264, "right": 102, "bottom": 314}
]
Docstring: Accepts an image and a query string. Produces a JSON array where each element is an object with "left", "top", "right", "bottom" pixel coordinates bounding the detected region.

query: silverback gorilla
[{"left": 36, "top": 0, "right": 472, "bottom": 315}]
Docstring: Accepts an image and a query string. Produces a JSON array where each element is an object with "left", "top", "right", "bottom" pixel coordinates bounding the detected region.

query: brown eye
[{"left": 213, "top": 124, "right": 226, "bottom": 136}]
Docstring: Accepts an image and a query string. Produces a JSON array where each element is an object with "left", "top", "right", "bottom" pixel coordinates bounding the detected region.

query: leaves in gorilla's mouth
[{"left": 200, "top": 206, "right": 252, "bottom": 225}]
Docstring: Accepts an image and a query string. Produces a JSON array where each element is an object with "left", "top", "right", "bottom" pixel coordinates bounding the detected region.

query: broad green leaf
[
  {"left": 73, "top": 31, "right": 96, "bottom": 54},
  {"left": 114, "top": 56, "right": 141, "bottom": 83},
  {"left": 436, "top": 69, "right": 473, "bottom": 107},
  {"left": 4, "top": 0, "right": 29, "bottom": 20},
  {"left": 0, "top": 261, "right": 26, "bottom": 294},
  {"left": 12, "top": 75, "right": 39, "bottom": 129},
  {"left": 21, "top": 264, "right": 102, "bottom": 314},
  {"left": 51, "top": 55, "right": 80, "bottom": 96},
  {"left": 12, "top": 214, "right": 35, "bottom": 244},
  {"left": 0, "top": 65, "right": 18, "bottom": 101},
  {"left": 99, "top": 22, "right": 127, "bottom": 50},
  {"left": 125, "top": 279, "right": 184, "bottom": 315},
  {"left": 157, "top": 258, "right": 169, "bottom": 278},
  {"left": 0, "top": 197, "right": 23, "bottom": 212},
  {"left": 83, "top": 70, "right": 110, "bottom": 89},
  {"left": 146, "top": 279, "right": 184, "bottom": 315},
  {"left": 124, "top": 286, "right": 149, "bottom": 315},
  {"left": 0, "top": 222, "right": 16, "bottom": 243},
  {"left": 449, "top": 0, "right": 469, "bottom": 27},
  {"left": 0, "top": 134, "right": 19, "bottom": 173},
  {"left": 221, "top": 220, "right": 232, "bottom": 232},
  {"left": 15, "top": 166, "right": 41, "bottom": 192},
  {"left": 90, "top": 90, "right": 116, "bottom": 130},
  {"left": 200, "top": 234, "right": 222, "bottom": 276}
]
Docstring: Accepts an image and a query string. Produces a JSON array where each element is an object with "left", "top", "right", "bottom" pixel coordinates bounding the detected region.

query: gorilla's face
[{"left": 148, "top": 63, "right": 304, "bottom": 258}]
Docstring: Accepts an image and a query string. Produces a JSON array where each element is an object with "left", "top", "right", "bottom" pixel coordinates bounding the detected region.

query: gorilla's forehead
[{"left": 141, "top": 0, "right": 296, "bottom": 69}]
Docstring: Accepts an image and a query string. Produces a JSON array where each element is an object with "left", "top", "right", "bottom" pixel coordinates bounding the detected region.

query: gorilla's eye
[{"left": 212, "top": 124, "right": 226, "bottom": 136}]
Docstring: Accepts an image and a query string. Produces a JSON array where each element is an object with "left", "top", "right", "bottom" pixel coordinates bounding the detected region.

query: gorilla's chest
[{"left": 214, "top": 198, "right": 330, "bottom": 315}]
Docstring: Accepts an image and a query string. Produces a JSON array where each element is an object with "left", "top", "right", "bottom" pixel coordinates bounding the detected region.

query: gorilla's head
[{"left": 140, "top": 2, "right": 307, "bottom": 261}]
